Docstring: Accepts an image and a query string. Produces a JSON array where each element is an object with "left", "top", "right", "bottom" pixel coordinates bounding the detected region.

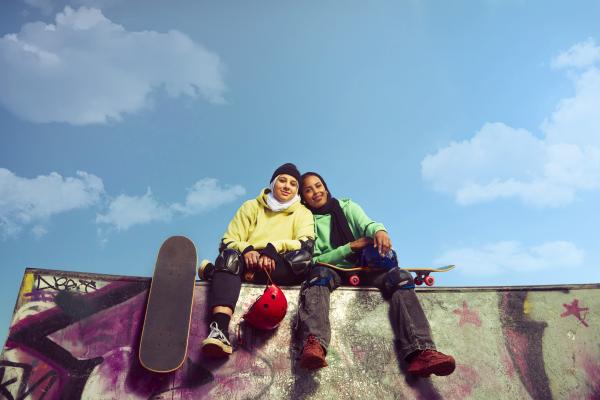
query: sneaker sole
[
  {"left": 432, "top": 360, "right": 456, "bottom": 376},
  {"left": 410, "top": 360, "right": 455, "bottom": 377},
  {"left": 299, "top": 355, "right": 328, "bottom": 371},
  {"left": 202, "top": 338, "right": 232, "bottom": 358}
]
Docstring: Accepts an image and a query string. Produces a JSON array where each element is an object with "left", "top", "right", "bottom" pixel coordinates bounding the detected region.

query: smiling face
[
  {"left": 272, "top": 174, "right": 299, "bottom": 202},
  {"left": 301, "top": 174, "right": 329, "bottom": 209}
]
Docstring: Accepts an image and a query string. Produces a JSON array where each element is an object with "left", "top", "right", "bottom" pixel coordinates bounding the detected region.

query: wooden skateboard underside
[{"left": 139, "top": 236, "right": 197, "bottom": 373}]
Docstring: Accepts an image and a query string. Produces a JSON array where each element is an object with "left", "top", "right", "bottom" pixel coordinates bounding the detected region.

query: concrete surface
[{"left": 1, "top": 268, "right": 599, "bottom": 399}]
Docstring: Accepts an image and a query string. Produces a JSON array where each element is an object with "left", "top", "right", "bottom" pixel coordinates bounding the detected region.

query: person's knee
[
  {"left": 305, "top": 266, "right": 339, "bottom": 292},
  {"left": 382, "top": 268, "right": 415, "bottom": 297},
  {"left": 214, "top": 249, "right": 244, "bottom": 276},
  {"left": 360, "top": 247, "right": 398, "bottom": 269}
]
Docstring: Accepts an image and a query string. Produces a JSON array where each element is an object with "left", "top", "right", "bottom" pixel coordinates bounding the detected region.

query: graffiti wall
[{"left": 1, "top": 268, "right": 599, "bottom": 399}]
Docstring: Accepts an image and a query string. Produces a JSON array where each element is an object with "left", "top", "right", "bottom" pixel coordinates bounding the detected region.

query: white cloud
[
  {"left": 96, "top": 189, "right": 172, "bottom": 231},
  {"left": 0, "top": 167, "right": 245, "bottom": 237},
  {"left": 422, "top": 38, "right": 600, "bottom": 207},
  {"left": 542, "top": 68, "right": 600, "bottom": 148},
  {"left": 551, "top": 38, "right": 600, "bottom": 70},
  {"left": 0, "top": 168, "right": 104, "bottom": 237},
  {"left": 172, "top": 178, "right": 246, "bottom": 215},
  {"left": 0, "top": 6, "right": 226, "bottom": 125},
  {"left": 97, "top": 179, "right": 246, "bottom": 231},
  {"left": 434, "top": 241, "right": 584, "bottom": 276},
  {"left": 422, "top": 123, "right": 546, "bottom": 195}
]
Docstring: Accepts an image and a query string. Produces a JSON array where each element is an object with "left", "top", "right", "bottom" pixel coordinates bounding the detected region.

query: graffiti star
[
  {"left": 453, "top": 300, "right": 482, "bottom": 327},
  {"left": 561, "top": 299, "right": 589, "bottom": 327}
]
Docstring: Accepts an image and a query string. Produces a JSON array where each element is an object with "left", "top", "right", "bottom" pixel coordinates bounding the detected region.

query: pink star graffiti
[
  {"left": 560, "top": 299, "right": 589, "bottom": 327},
  {"left": 453, "top": 300, "right": 482, "bottom": 327}
]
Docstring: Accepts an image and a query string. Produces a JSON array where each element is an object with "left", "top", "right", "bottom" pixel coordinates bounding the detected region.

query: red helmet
[{"left": 243, "top": 284, "right": 288, "bottom": 330}]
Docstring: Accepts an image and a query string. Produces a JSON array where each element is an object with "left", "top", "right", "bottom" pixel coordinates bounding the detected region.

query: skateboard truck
[
  {"left": 348, "top": 271, "right": 434, "bottom": 286},
  {"left": 316, "top": 262, "right": 454, "bottom": 287},
  {"left": 413, "top": 273, "right": 435, "bottom": 286}
]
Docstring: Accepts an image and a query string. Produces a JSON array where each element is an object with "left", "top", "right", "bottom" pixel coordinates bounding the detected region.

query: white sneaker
[{"left": 201, "top": 322, "right": 232, "bottom": 358}]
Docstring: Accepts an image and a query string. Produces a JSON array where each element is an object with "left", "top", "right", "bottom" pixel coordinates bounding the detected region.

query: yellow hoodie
[{"left": 222, "top": 189, "right": 315, "bottom": 254}]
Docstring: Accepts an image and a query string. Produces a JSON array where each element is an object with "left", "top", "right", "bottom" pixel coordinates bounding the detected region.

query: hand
[
  {"left": 244, "top": 250, "right": 261, "bottom": 270},
  {"left": 374, "top": 230, "right": 392, "bottom": 256},
  {"left": 258, "top": 255, "right": 276, "bottom": 275},
  {"left": 350, "top": 237, "right": 373, "bottom": 251}
]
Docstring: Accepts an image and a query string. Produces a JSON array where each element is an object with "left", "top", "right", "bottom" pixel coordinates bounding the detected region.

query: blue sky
[{"left": 1, "top": 0, "right": 600, "bottom": 340}]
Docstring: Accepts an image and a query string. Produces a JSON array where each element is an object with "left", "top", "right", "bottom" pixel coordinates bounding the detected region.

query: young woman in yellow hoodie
[{"left": 200, "top": 163, "right": 315, "bottom": 358}]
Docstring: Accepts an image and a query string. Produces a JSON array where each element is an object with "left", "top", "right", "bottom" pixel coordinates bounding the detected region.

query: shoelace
[{"left": 209, "top": 322, "right": 231, "bottom": 345}]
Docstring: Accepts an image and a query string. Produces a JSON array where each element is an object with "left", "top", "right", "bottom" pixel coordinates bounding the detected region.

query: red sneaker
[
  {"left": 299, "top": 335, "right": 328, "bottom": 370},
  {"left": 407, "top": 349, "right": 455, "bottom": 377}
]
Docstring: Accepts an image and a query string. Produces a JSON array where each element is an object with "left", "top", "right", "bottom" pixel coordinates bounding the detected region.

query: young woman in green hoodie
[
  {"left": 199, "top": 163, "right": 315, "bottom": 358},
  {"left": 296, "top": 172, "right": 455, "bottom": 377}
]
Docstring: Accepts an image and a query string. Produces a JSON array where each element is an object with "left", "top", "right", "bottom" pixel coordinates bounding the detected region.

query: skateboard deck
[
  {"left": 139, "top": 236, "right": 197, "bottom": 373},
  {"left": 317, "top": 262, "right": 455, "bottom": 287}
]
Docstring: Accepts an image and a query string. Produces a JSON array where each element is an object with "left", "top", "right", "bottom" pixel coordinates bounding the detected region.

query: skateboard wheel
[
  {"left": 349, "top": 275, "right": 360, "bottom": 286},
  {"left": 414, "top": 277, "right": 423, "bottom": 286},
  {"left": 198, "top": 259, "right": 213, "bottom": 280},
  {"left": 424, "top": 276, "right": 435, "bottom": 286}
]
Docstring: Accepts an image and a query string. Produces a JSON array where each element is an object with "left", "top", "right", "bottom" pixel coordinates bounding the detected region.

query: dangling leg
[
  {"left": 296, "top": 266, "right": 341, "bottom": 370},
  {"left": 379, "top": 267, "right": 455, "bottom": 377},
  {"left": 202, "top": 249, "right": 244, "bottom": 358}
]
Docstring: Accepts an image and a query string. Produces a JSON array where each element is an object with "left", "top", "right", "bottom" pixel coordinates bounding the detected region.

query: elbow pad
[{"left": 284, "top": 240, "right": 314, "bottom": 276}]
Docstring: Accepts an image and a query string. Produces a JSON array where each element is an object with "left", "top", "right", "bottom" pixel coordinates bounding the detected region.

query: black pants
[
  {"left": 296, "top": 265, "right": 436, "bottom": 360},
  {"left": 209, "top": 251, "right": 305, "bottom": 311}
]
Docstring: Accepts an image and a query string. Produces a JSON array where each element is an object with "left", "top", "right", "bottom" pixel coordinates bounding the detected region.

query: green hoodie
[{"left": 312, "top": 199, "right": 386, "bottom": 267}]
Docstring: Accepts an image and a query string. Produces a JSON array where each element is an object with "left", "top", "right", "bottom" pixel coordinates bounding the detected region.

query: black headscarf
[{"left": 301, "top": 172, "right": 356, "bottom": 259}]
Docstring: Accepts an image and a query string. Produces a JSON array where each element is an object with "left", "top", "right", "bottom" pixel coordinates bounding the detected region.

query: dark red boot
[
  {"left": 407, "top": 349, "right": 456, "bottom": 377},
  {"left": 299, "top": 335, "right": 328, "bottom": 370}
]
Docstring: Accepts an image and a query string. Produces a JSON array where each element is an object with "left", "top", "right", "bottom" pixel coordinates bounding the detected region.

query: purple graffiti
[
  {"left": 6, "top": 279, "right": 148, "bottom": 398},
  {"left": 23, "top": 291, "right": 55, "bottom": 303}
]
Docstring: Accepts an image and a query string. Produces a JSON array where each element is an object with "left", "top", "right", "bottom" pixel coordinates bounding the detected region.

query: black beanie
[{"left": 270, "top": 163, "right": 301, "bottom": 183}]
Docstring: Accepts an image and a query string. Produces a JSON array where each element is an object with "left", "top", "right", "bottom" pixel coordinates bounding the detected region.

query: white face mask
[{"left": 266, "top": 179, "right": 300, "bottom": 212}]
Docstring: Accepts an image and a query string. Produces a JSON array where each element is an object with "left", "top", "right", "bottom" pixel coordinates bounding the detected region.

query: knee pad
[
  {"left": 359, "top": 247, "right": 398, "bottom": 270},
  {"left": 383, "top": 268, "right": 414, "bottom": 296},
  {"left": 306, "top": 266, "right": 339, "bottom": 292},
  {"left": 214, "top": 249, "right": 243, "bottom": 276}
]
